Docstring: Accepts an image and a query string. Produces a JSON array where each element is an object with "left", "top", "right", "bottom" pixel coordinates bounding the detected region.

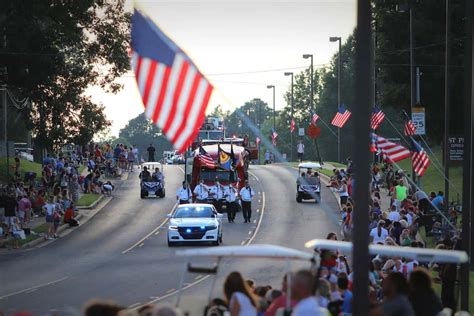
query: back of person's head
[
  {"left": 224, "top": 272, "right": 255, "bottom": 306},
  {"left": 152, "top": 304, "right": 182, "bottom": 316},
  {"left": 384, "top": 272, "right": 409, "bottom": 296},
  {"left": 317, "top": 278, "right": 331, "bottom": 298},
  {"left": 438, "top": 191, "right": 444, "bottom": 196},
  {"left": 83, "top": 300, "right": 124, "bottom": 316},
  {"left": 409, "top": 268, "right": 432, "bottom": 292},
  {"left": 337, "top": 274, "right": 349, "bottom": 290},
  {"left": 254, "top": 286, "right": 269, "bottom": 298}
]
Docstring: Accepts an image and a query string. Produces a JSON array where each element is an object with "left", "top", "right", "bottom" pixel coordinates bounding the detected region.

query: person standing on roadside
[
  {"left": 147, "top": 143, "right": 156, "bottom": 162},
  {"left": 393, "top": 180, "right": 408, "bottom": 209},
  {"left": 239, "top": 180, "right": 254, "bottom": 223},
  {"left": 127, "top": 147, "right": 135, "bottom": 172},
  {"left": 297, "top": 140, "right": 305, "bottom": 162},
  {"left": 43, "top": 198, "right": 56, "bottom": 240},
  {"left": 132, "top": 145, "right": 139, "bottom": 167}
]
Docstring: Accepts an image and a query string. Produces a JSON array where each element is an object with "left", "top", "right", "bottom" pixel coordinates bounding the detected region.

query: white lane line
[
  {"left": 248, "top": 231, "right": 252, "bottom": 235},
  {"left": 135, "top": 170, "right": 267, "bottom": 309},
  {"left": 241, "top": 241, "right": 246, "bottom": 245},
  {"left": 166, "top": 288, "right": 176, "bottom": 294},
  {"left": 128, "top": 302, "right": 141, "bottom": 308},
  {"left": 138, "top": 243, "right": 144, "bottom": 248},
  {"left": 25, "top": 289, "right": 38, "bottom": 294},
  {"left": 122, "top": 203, "right": 178, "bottom": 254},
  {"left": 0, "top": 276, "right": 69, "bottom": 300}
]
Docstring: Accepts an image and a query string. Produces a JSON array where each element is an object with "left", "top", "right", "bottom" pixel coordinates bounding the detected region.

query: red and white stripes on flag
[
  {"left": 290, "top": 119, "right": 295, "bottom": 133},
  {"left": 196, "top": 153, "right": 215, "bottom": 169},
  {"left": 372, "top": 134, "right": 411, "bottom": 162},
  {"left": 132, "top": 53, "right": 212, "bottom": 153},
  {"left": 370, "top": 106, "right": 385, "bottom": 130},
  {"left": 410, "top": 138, "right": 430, "bottom": 177},
  {"left": 331, "top": 105, "right": 352, "bottom": 128},
  {"left": 256, "top": 137, "right": 261, "bottom": 145},
  {"left": 404, "top": 120, "right": 417, "bottom": 136},
  {"left": 312, "top": 113, "right": 319, "bottom": 125}
]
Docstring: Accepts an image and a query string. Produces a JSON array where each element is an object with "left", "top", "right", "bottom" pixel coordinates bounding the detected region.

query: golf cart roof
[
  {"left": 298, "top": 162, "right": 322, "bottom": 169},
  {"left": 176, "top": 244, "right": 314, "bottom": 261},
  {"left": 305, "top": 239, "right": 468, "bottom": 264},
  {"left": 141, "top": 162, "right": 162, "bottom": 169}
]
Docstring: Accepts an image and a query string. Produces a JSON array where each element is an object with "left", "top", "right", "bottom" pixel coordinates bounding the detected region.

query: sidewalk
[{"left": 0, "top": 170, "right": 129, "bottom": 253}]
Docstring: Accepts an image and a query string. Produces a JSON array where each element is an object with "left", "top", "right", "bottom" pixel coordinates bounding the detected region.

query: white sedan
[{"left": 167, "top": 204, "right": 223, "bottom": 247}]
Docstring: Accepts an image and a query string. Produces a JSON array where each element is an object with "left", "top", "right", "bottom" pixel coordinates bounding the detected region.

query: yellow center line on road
[{"left": 135, "top": 170, "right": 267, "bottom": 309}]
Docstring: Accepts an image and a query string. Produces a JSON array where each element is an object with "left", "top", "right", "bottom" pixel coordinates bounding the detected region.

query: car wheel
[
  {"left": 161, "top": 189, "right": 166, "bottom": 198},
  {"left": 168, "top": 240, "right": 175, "bottom": 247},
  {"left": 296, "top": 193, "right": 302, "bottom": 203},
  {"left": 212, "top": 240, "right": 219, "bottom": 246},
  {"left": 140, "top": 190, "right": 146, "bottom": 199}
]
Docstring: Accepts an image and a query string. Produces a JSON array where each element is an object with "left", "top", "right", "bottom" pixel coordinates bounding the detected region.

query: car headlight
[
  {"left": 206, "top": 225, "right": 218, "bottom": 230},
  {"left": 169, "top": 225, "right": 178, "bottom": 230}
]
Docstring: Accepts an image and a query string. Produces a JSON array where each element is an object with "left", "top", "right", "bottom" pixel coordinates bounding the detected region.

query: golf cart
[
  {"left": 140, "top": 162, "right": 165, "bottom": 199},
  {"left": 296, "top": 162, "right": 321, "bottom": 203}
]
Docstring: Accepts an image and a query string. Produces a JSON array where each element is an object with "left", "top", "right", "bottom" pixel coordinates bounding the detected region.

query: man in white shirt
[
  {"left": 239, "top": 180, "right": 254, "bottom": 223},
  {"left": 291, "top": 270, "right": 322, "bottom": 316},
  {"left": 224, "top": 184, "right": 238, "bottom": 223},
  {"left": 296, "top": 140, "right": 305, "bottom": 162},
  {"left": 193, "top": 180, "right": 209, "bottom": 203},
  {"left": 176, "top": 182, "right": 192, "bottom": 204},
  {"left": 388, "top": 205, "right": 401, "bottom": 222},
  {"left": 209, "top": 180, "right": 224, "bottom": 212}
]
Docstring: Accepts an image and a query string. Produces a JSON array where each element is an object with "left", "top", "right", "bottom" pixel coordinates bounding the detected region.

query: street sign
[
  {"left": 411, "top": 107, "right": 426, "bottom": 135},
  {"left": 298, "top": 128, "right": 305, "bottom": 136},
  {"left": 449, "top": 136, "right": 464, "bottom": 162},
  {"left": 307, "top": 124, "right": 321, "bottom": 139}
]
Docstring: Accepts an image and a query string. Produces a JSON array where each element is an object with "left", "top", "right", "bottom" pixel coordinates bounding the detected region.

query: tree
[
  {"left": 0, "top": 0, "right": 131, "bottom": 152},
  {"left": 226, "top": 98, "right": 272, "bottom": 138},
  {"left": 119, "top": 113, "right": 172, "bottom": 159}
]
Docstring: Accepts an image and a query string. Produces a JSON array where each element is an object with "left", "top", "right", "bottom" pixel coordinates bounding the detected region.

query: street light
[
  {"left": 302, "top": 54, "right": 313, "bottom": 114},
  {"left": 396, "top": 3, "right": 414, "bottom": 110},
  {"left": 284, "top": 72, "right": 294, "bottom": 161},
  {"left": 267, "top": 85, "right": 275, "bottom": 130},
  {"left": 329, "top": 36, "right": 342, "bottom": 163}
]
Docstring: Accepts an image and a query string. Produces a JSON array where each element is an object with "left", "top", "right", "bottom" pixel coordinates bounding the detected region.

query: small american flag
[
  {"left": 411, "top": 138, "right": 430, "bottom": 177},
  {"left": 312, "top": 113, "right": 319, "bottom": 125},
  {"left": 331, "top": 104, "right": 352, "bottom": 128},
  {"left": 131, "top": 9, "right": 213, "bottom": 153},
  {"left": 256, "top": 137, "right": 261, "bottom": 145},
  {"left": 372, "top": 133, "right": 411, "bottom": 162},
  {"left": 370, "top": 105, "right": 385, "bottom": 130},
  {"left": 404, "top": 119, "right": 417, "bottom": 136},
  {"left": 197, "top": 146, "right": 215, "bottom": 168},
  {"left": 290, "top": 119, "right": 295, "bottom": 133},
  {"left": 271, "top": 128, "right": 278, "bottom": 146}
]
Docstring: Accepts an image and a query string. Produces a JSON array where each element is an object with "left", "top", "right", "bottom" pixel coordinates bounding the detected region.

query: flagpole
[{"left": 317, "top": 117, "right": 338, "bottom": 138}]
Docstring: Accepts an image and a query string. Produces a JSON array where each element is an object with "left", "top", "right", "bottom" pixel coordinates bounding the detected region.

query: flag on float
[
  {"left": 218, "top": 145, "right": 232, "bottom": 170},
  {"left": 131, "top": 9, "right": 213, "bottom": 153},
  {"left": 197, "top": 146, "right": 215, "bottom": 168},
  {"left": 372, "top": 133, "right": 411, "bottom": 162},
  {"left": 271, "top": 128, "right": 278, "bottom": 146},
  {"left": 312, "top": 113, "right": 319, "bottom": 125},
  {"left": 331, "top": 104, "right": 352, "bottom": 128},
  {"left": 370, "top": 105, "right": 385, "bottom": 130},
  {"left": 404, "top": 119, "right": 417, "bottom": 136},
  {"left": 256, "top": 137, "right": 261, "bottom": 145},
  {"left": 290, "top": 119, "right": 295, "bottom": 133},
  {"left": 410, "top": 138, "right": 430, "bottom": 177}
]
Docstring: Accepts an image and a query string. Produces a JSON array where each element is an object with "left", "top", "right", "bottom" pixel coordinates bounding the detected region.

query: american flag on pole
[
  {"left": 370, "top": 105, "right": 385, "bottom": 130},
  {"left": 196, "top": 146, "right": 215, "bottom": 168},
  {"left": 312, "top": 113, "right": 319, "bottom": 125},
  {"left": 131, "top": 9, "right": 213, "bottom": 153},
  {"left": 331, "top": 104, "right": 352, "bottom": 128},
  {"left": 271, "top": 128, "right": 278, "bottom": 146},
  {"left": 372, "top": 133, "right": 411, "bottom": 162},
  {"left": 404, "top": 119, "right": 417, "bottom": 136},
  {"left": 256, "top": 137, "right": 261, "bottom": 145},
  {"left": 410, "top": 138, "right": 430, "bottom": 177},
  {"left": 290, "top": 119, "right": 295, "bottom": 133}
]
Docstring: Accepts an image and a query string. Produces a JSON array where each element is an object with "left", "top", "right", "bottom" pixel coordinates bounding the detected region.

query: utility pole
[
  {"left": 285, "top": 72, "right": 294, "bottom": 161},
  {"left": 1, "top": 67, "right": 8, "bottom": 179},
  {"left": 444, "top": 0, "right": 451, "bottom": 211}
]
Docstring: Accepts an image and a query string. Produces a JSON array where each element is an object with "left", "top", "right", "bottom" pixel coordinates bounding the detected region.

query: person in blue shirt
[
  {"left": 431, "top": 191, "right": 444, "bottom": 210},
  {"left": 337, "top": 273, "right": 352, "bottom": 314}
]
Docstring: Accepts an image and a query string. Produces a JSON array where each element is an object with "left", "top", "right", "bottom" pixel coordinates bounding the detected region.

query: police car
[{"left": 167, "top": 204, "right": 223, "bottom": 247}]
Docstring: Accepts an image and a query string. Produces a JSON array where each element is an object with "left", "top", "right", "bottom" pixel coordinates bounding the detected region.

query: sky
[{"left": 85, "top": 0, "right": 357, "bottom": 136}]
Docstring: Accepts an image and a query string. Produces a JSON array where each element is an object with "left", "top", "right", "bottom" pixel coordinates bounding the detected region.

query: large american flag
[
  {"left": 197, "top": 146, "right": 215, "bottom": 168},
  {"left": 331, "top": 104, "right": 352, "bottom": 128},
  {"left": 312, "top": 113, "right": 319, "bottom": 125},
  {"left": 404, "top": 119, "right": 417, "bottom": 136},
  {"left": 131, "top": 9, "right": 213, "bottom": 153},
  {"left": 372, "top": 133, "right": 411, "bottom": 162},
  {"left": 370, "top": 105, "right": 385, "bottom": 130},
  {"left": 410, "top": 138, "right": 430, "bottom": 177}
]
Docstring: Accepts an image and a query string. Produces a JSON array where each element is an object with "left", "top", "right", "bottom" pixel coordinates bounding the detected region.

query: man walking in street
[
  {"left": 297, "top": 140, "right": 305, "bottom": 162},
  {"left": 176, "top": 181, "right": 192, "bottom": 204},
  {"left": 147, "top": 143, "right": 156, "bottom": 162},
  {"left": 225, "top": 184, "right": 238, "bottom": 223},
  {"left": 193, "top": 179, "right": 209, "bottom": 203},
  {"left": 210, "top": 180, "right": 224, "bottom": 213},
  {"left": 239, "top": 180, "right": 254, "bottom": 223}
]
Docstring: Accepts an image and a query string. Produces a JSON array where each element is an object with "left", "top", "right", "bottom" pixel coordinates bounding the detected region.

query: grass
[
  {"left": 0, "top": 157, "right": 43, "bottom": 183},
  {"left": 76, "top": 193, "right": 101, "bottom": 207}
]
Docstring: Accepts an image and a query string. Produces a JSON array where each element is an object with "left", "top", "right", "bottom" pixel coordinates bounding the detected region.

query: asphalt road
[{"left": 0, "top": 164, "right": 341, "bottom": 315}]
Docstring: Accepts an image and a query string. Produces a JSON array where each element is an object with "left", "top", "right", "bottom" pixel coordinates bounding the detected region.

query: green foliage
[
  {"left": 0, "top": 0, "right": 131, "bottom": 151},
  {"left": 77, "top": 193, "right": 101, "bottom": 207},
  {"left": 0, "top": 157, "right": 43, "bottom": 183}
]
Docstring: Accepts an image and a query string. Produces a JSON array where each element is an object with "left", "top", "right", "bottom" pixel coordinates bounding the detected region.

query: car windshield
[
  {"left": 174, "top": 206, "right": 215, "bottom": 218},
  {"left": 200, "top": 169, "right": 236, "bottom": 182}
]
